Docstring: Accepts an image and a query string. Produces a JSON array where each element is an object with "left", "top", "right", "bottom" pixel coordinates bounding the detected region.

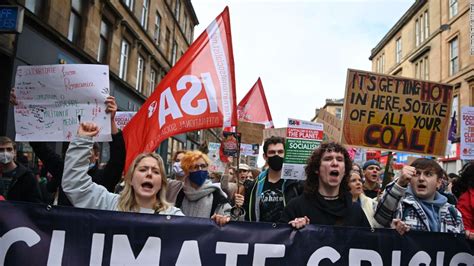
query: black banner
[{"left": 0, "top": 201, "right": 472, "bottom": 265}]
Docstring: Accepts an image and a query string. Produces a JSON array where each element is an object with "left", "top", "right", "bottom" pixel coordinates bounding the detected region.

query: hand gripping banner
[
  {"left": 123, "top": 7, "right": 237, "bottom": 171},
  {"left": 1, "top": 202, "right": 473, "bottom": 265}
]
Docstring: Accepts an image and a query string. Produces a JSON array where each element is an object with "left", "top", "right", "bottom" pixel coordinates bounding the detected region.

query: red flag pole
[{"left": 230, "top": 125, "right": 245, "bottom": 218}]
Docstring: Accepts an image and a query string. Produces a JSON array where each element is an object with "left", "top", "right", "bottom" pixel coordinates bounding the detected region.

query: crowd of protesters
[{"left": 1, "top": 94, "right": 473, "bottom": 240}]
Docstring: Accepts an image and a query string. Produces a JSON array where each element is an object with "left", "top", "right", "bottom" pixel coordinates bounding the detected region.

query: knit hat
[{"left": 363, "top": 160, "right": 380, "bottom": 170}]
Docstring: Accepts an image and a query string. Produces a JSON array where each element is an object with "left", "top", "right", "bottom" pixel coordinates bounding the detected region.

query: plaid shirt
[{"left": 375, "top": 180, "right": 464, "bottom": 233}]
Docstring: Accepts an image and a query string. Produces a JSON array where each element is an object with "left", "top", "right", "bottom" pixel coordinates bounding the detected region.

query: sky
[{"left": 191, "top": 0, "right": 414, "bottom": 128}]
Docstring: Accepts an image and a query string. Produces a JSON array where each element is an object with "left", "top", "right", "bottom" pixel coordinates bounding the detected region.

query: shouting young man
[
  {"left": 280, "top": 142, "right": 370, "bottom": 228},
  {"left": 375, "top": 158, "right": 464, "bottom": 234}
]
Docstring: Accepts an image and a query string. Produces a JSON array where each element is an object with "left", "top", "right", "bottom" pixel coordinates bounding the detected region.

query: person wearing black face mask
[
  {"left": 172, "top": 150, "right": 243, "bottom": 225},
  {"left": 243, "top": 136, "right": 304, "bottom": 222}
]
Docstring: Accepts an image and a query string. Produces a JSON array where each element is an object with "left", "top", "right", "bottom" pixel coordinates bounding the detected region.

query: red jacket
[
  {"left": 0, "top": 195, "right": 5, "bottom": 201},
  {"left": 457, "top": 188, "right": 474, "bottom": 231}
]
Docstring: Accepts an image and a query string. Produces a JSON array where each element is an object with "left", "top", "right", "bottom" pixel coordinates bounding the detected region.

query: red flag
[
  {"left": 123, "top": 7, "right": 237, "bottom": 171},
  {"left": 237, "top": 78, "right": 274, "bottom": 128}
]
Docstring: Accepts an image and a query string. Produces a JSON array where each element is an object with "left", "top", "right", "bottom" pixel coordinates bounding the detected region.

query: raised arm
[
  {"left": 62, "top": 122, "right": 118, "bottom": 210},
  {"left": 94, "top": 96, "right": 126, "bottom": 192},
  {"left": 374, "top": 165, "right": 413, "bottom": 227}
]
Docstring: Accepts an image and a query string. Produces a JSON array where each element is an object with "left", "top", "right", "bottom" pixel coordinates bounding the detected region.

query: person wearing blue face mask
[{"left": 172, "top": 150, "right": 240, "bottom": 225}]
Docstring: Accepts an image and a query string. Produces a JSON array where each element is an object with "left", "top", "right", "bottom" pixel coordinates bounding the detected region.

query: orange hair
[{"left": 180, "top": 150, "right": 211, "bottom": 175}]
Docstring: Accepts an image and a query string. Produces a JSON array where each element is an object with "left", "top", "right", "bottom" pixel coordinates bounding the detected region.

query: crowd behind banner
[
  {"left": 1, "top": 201, "right": 472, "bottom": 266},
  {"left": 1, "top": 7, "right": 473, "bottom": 263}
]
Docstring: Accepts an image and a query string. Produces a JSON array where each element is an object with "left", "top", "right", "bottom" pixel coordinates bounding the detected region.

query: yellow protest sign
[{"left": 341, "top": 69, "right": 454, "bottom": 157}]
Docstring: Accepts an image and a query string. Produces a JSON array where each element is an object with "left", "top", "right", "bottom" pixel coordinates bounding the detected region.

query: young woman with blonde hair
[{"left": 62, "top": 122, "right": 183, "bottom": 215}]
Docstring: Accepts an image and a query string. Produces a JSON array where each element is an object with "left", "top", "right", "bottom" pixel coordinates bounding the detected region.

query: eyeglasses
[{"left": 191, "top": 163, "right": 208, "bottom": 171}]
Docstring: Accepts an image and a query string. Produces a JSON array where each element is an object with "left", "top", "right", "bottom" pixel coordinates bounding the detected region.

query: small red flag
[
  {"left": 237, "top": 78, "right": 274, "bottom": 128},
  {"left": 123, "top": 7, "right": 237, "bottom": 171}
]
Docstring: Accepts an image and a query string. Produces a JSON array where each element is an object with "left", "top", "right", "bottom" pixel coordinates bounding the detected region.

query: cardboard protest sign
[
  {"left": 263, "top": 127, "right": 287, "bottom": 140},
  {"left": 461, "top": 106, "right": 474, "bottom": 160},
  {"left": 316, "top": 108, "right": 341, "bottom": 142},
  {"left": 123, "top": 7, "right": 237, "bottom": 171},
  {"left": 114, "top": 112, "right": 136, "bottom": 131},
  {"left": 342, "top": 69, "right": 454, "bottom": 157},
  {"left": 238, "top": 121, "right": 264, "bottom": 144},
  {"left": 14, "top": 64, "right": 111, "bottom": 142},
  {"left": 282, "top": 118, "right": 323, "bottom": 180}
]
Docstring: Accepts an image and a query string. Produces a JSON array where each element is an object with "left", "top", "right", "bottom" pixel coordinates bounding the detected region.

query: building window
[
  {"left": 376, "top": 53, "right": 385, "bottom": 73},
  {"left": 381, "top": 54, "right": 385, "bottom": 73},
  {"left": 68, "top": 0, "right": 83, "bottom": 44},
  {"left": 415, "top": 56, "right": 429, "bottom": 80},
  {"left": 119, "top": 40, "right": 130, "bottom": 80},
  {"left": 184, "top": 16, "right": 189, "bottom": 40},
  {"left": 415, "top": 11, "right": 429, "bottom": 47},
  {"left": 25, "top": 0, "right": 43, "bottom": 15},
  {"left": 396, "top": 37, "right": 402, "bottom": 64},
  {"left": 140, "top": 0, "right": 149, "bottom": 29},
  {"left": 423, "top": 56, "right": 429, "bottom": 80},
  {"left": 335, "top": 108, "right": 342, "bottom": 120},
  {"left": 188, "top": 24, "right": 193, "bottom": 43},
  {"left": 153, "top": 12, "right": 161, "bottom": 45},
  {"left": 174, "top": 0, "right": 181, "bottom": 22},
  {"left": 415, "top": 19, "right": 420, "bottom": 46},
  {"left": 124, "top": 0, "right": 134, "bottom": 11},
  {"left": 165, "top": 27, "right": 171, "bottom": 55},
  {"left": 171, "top": 41, "right": 178, "bottom": 65},
  {"left": 449, "top": 0, "right": 458, "bottom": 18},
  {"left": 97, "top": 20, "right": 110, "bottom": 63},
  {"left": 149, "top": 69, "right": 157, "bottom": 96},
  {"left": 449, "top": 37, "right": 459, "bottom": 76},
  {"left": 136, "top": 56, "right": 145, "bottom": 93},
  {"left": 423, "top": 10, "right": 429, "bottom": 40}
]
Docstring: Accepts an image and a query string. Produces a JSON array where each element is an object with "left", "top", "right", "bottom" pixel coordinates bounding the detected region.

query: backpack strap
[{"left": 175, "top": 189, "right": 185, "bottom": 208}]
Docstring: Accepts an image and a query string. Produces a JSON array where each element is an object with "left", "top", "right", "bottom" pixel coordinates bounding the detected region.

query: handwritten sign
[
  {"left": 461, "top": 106, "right": 474, "bottom": 160},
  {"left": 282, "top": 118, "right": 323, "bottom": 180},
  {"left": 14, "top": 64, "right": 111, "bottom": 142},
  {"left": 208, "top": 142, "right": 226, "bottom": 173},
  {"left": 115, "top": 112, "right": 136, "bottom": 131},
  {"left": 341, "top": 69, "right": 453, "bottom": 157}
]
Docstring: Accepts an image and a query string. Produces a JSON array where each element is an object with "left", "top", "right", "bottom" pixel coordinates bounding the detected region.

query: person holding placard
[
  {"left": 62, "top": 122, "right": 183, "bottom": 215},
  {"left": 10, "top": 90, "right": 125, "bottom": 205}
]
